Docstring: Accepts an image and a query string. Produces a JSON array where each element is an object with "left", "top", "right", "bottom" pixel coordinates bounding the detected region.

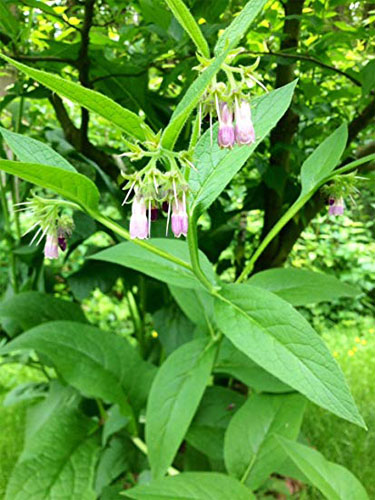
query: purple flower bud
[
  {"left": 171, "top": 196, "right": 188, "bottom": 238},
  {"left": 235, "top": 99, "right": 255, "bottom": 145},
  {"left": 328, "top": 196, "right": 345, "bottom": 216},
  {"left": 217, "top": 103, "right": 235, "bottom": 149},
  {"left": 130, "top": 197, "right": 149, "bottom": 239},
  {"left": 162, "top": 201, "right": 169, "bottom": 213},
  {"left": 151, "top": 207, "right": 159, "bottom": 221},
  {"left": 58, "top": 236, "right": 67, "bottom": 251},
  {"left": 44, "top": 233, "right": 59, "bottom": 259}
]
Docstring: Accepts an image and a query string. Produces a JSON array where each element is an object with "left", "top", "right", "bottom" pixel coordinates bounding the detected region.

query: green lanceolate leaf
[
  {"left": 277, "top": 436, "right": 369, "bottom": 500},
  {"left": 214, "top": 0, "right": 268, "bottom": 55},
  {"left": 0, "top": 321, "right": 156, "bottom": 412},
  {"left": 161, "top": 51, "right": 228, "bottom": 150},
  {"left": 146, "top": 338, "right": 215, "bottom": 478},
  {"left": 214, "top": 284, "right": 365, "bottom": 427},
  {"left": 0, "top": 160, "right": 100, "bottom": 211},
  {"left": 190, "top": 80, "right": 297, "bottom": 217},
  {"left": 300, "top": 123, "right": 348, "bottom": 196},
  {"left": 0, "top": 0, "right": 19, "bottom": 36},
  {"left": 6, "top": 386, "right": 99, "bottom": 500},
  {"left": 92, "top": 239, "right": 215, "bottom": 289},
  {"left": 124, "top": 472, "right": 255, "bottom": 499},
  {"left": 169, "top": 285, "right": 214, "bottom": 329},
  {"left": 215, "top": 339, "right": 291, "bottom": 393},
  {"left": 0, "top": 292, "right": 86, "bottom": 331},
  {"left": 165, "top": 0, "right": 210, "bottom": 57},
  {"left": 224, "top": 393, "right": 306, "bottom": 489},
  {"left": 1, "top": 54, "right": 153, "bottom": 142},
  {"left": 0, "top": 127, "right": 77, "bottom": 172},
  {"left": 248, "top": 268, "right": 360, "bottom": 306}
]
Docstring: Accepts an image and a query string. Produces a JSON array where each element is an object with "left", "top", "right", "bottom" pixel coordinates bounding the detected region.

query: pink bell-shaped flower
[
  {"left": 171, "top": 195, "right": 188, "bottom": 238},
  {"left": 44, "top": 233, "right": 59, "bottom": 259},
  {"left": 130, "top": 197, "right": 149, "bottom": 239},
  {"left": 235, "top": 99, "right": 255, "bottom": 145},
  {"left": 328, "top": 196, "right": 345, "bottom": 216},
  {"left": 217, "top": 102, "right": 235, "bottom": 149}
]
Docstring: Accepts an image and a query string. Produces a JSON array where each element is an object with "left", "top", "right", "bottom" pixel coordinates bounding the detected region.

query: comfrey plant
[{"left": 0, "top": 1, "right": 374, "bottom": 499}]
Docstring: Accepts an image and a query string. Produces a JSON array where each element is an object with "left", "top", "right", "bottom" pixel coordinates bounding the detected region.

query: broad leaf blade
[
  {"left": 124, "top": 472, "right": 255, "bottom": 499},
  {"left": 161, "top": 51, "right": 228, "bottom": 150},
  {"left": 224, "top": 393, "right": 306, "bottom": 489},
  {"left": 0, "top": 127, "right": 76, "bottom": 172},
  {"left": 190, "top": 80, "right": 297, "bottom": 216},
  {"left": 214, "top": 0, "right": 268, "bottom": 55},
  {"left": 0, "top": 160, "right": 100, "bottom": 211},
  {"left": 300, "top": 123, "right": 348, "bottom": 196},
  {"left": 146, "top": 339, "right": 215, "bottom": 478},
  {"left": 165, "top": 0, "right": 210, "bottom": 57},
  {"left": 6, "top": 386, "right": 99, "bottom": 500},
  {"left": 214, "top": 284, "right": 365, "bottom": 427},
  {"left": 248, "top": 268, "right": 359, "bottom": 306},
  {"left": 277, "top": 436, "right": 369, "bottom": 500},
  {"left": 215, "top": 338, "right": 291, "bottom": 393},
  {"left": 1, "top": 54, "right": 153, "bottom": 142},
  {"left": 92, "top": 239, "right": 215, "bottom": 289},
  {"left": 0, "top": 291, "right": 86, "bottom": 331},
  {"left": 0, "top": 321, "right": 156, "bottom": 412}
]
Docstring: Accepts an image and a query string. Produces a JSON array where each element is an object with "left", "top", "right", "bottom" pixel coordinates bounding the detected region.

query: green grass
[{"left": 303, "top": 317, "right": 375, "bottom": 498}]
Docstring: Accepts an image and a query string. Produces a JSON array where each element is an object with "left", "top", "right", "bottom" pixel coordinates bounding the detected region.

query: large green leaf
[
  {"left": 0, "top": 292, "right": 86, "bottom": 331},
  {"left": 300, "top": 123, "right": 347, "bottom": 196},
  {"left": 215, "top": 338, "right": 291, "bottom": 393},
  {"left": 92, "top": 239, "right": 215, "bottom": 289},
  {"left": 0, "top": 321, "right": 156, "bottom": 412},
  {"left": 0, "top": 160, "right": 100, "bottom": 211},
  {"left": 277, "top": 436, "right": 369, "bottom": 500},
  {"left": 0, "top": 127, "right": 76, "bottom": 172},
  {"left": 169, "top": 285, "right": 214, "bottom": 328},
  {"left": 214, "top": 0, "right": 268, "bottom": 55},
  {"left": 214, "top": 284, "right": 365, "bottom": 427},
  {"left": 1, "top": 55, "right": 153, "bottom": 142},
  {"left": 6, "top": 385, "right": 99, "bottom": 500},
  {"left": 161, "top": 51, "right": 228, "bottom": 150},
  {"left": 165, "top": 0, "right": 210, "bottom": 57},
  {"left": 248, "top": 268, "right": 359, "bottom": 306},
  {"left": 124, "top": 472, "right": 255, "bottom": 499},
  {"left": 224, "top": 393, "right": 306, "bottom": 489},
  {"left": 190, "top": 80, "right": 297, "bottom": 217},
  {"left": 146, "top": 338, "right": 215, "bottom": 478}
]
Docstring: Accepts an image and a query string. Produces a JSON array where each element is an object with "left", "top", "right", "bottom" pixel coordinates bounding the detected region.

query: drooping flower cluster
[
  {"left": 216, "top": 97, "right": 255, "bottom": 149},
  {"left": 325, "top": 172, "right": 360, "bottom": 218},
  {"left": 121, "top": 166, "right": 189, "bottom": 240},
  {"left": 16, "top": 196, "right": 74, "bottom": 259}
]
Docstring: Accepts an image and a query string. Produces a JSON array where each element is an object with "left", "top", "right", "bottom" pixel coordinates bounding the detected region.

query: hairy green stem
[
  {"left": 237, "top": 153, "right": 375, "bottom": 282},
  {"left": 187, "top": 217, "right": 216, "bottom": 292},
  {"left": 92, "top": 212, "right": 193, "bottom": 271}
]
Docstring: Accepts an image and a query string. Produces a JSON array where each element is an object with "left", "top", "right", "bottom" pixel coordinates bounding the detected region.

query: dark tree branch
[
  {"left": 11, "top": 55, "right": 77, "bottom": 65},
  {"left": 246, "top": 50, "right": 362, "bottom": 87},
  {"left": 49, "top": 93, "right": 119, "bottom": 180},
  {"left": 253, "top": 0, "right": 305, "bottom": 274},
  {"left": 77, "top": 0, "right": 95, "bottom": 149}
]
